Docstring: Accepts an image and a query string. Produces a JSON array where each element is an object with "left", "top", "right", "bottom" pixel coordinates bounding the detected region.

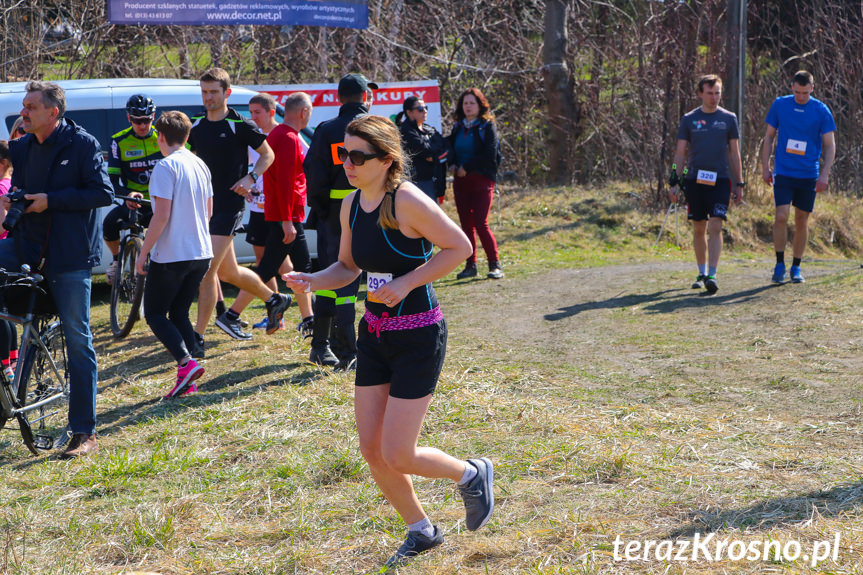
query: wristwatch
[
  {"left": 735, "top": 182, "right": 745, "bottom": 188},
  {"left": 249, "top": 170, "right": 259, "bottom": 182}
]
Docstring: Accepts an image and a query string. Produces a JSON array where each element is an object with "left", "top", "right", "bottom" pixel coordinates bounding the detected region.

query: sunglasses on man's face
[
  {"left": 130, "top": 116, "right": 153, "bottom": 125},
  {"left": 412, "top": 105, "right": 428, "bottom": 112},
  {"left": 337, "top": 146, "right": 383, "bottom": 166}
]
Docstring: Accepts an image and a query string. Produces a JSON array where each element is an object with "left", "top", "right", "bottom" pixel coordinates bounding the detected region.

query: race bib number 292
[{"left": 366, "top": 272, "right": 393, "bottom": 303}]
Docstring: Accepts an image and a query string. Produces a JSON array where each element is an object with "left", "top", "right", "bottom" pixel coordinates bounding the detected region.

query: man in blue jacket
[{"left": 2, "top": 81, "right": 113, "bottom": 458}]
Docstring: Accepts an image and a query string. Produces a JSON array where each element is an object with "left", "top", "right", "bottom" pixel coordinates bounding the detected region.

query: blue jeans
[{"left": 0, "top": 239, "right": 98, "bottom": 435}]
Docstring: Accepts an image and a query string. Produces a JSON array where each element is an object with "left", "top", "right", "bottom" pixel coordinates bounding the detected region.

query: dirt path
[{"left": 445, "top": 258, "right": 863, "bottom": 415}]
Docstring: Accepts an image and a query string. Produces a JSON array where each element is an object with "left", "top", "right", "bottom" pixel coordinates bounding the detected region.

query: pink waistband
[{"left": 364, "top": 306, "right": 443, "bottom": 338}]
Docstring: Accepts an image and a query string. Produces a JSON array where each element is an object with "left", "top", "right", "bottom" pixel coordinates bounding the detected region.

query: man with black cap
[{"left": 303, "top": 73, "right": 377, "bottom": 369}]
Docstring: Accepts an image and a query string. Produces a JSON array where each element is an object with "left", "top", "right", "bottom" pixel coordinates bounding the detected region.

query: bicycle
[
  {"left": 0, "top": 265, "right": 70, "bottom": 455},
  {"left": 109, "top": 194, "right": 151, "bottom": 338}
]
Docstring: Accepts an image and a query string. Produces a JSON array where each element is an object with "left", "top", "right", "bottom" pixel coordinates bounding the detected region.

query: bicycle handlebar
[
  {"left": 0, "top": 266, "right": 44, "bottom": 287},
  {"left": 115, "top": 195, "right": 152, "bottom": 207}
]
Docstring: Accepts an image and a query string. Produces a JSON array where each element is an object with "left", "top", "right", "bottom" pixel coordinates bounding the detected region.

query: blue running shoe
[
  {"left": 771, "top": 262, "right": 786, "bottom": 284},
  {"left": 252, "top": 317, "right": 269, "bottom": 330},
  {"left": 790, "top": 265, "right": 805, "bottom": 283}
]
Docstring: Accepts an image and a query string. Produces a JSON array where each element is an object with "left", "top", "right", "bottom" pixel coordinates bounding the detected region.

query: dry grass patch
[{"left": 1, "top": 185, "right": 863, "bottom": 573}]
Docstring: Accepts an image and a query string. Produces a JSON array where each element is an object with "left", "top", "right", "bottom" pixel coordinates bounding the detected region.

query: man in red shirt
[{"left": 227, "top": 92, "right": 314, "bottom": 330}]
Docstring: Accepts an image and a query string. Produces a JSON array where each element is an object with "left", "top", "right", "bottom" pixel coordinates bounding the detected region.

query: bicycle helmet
[{"left": 126, "top": 94, "right": 155, "bottom": 117}]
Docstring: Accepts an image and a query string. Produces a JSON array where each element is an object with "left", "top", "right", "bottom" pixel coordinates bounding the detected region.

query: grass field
[{"left": 1, "top": 184, "right": 862, "bottom": 574}]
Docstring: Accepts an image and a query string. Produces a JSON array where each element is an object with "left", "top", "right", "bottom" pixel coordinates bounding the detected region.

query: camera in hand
[{"left": 3, "top": 189, "right": 33, "bottom": 232}]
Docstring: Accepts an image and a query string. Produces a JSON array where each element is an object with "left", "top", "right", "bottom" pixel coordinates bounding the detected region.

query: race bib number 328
[{"left": 696, "top": 170, "right": 718, "bottom": 186}]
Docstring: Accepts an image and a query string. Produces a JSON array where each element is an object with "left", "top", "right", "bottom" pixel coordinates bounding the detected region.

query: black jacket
[
  {"left": 303, "top": 101, "right": 369, "bottom": 222},
  {"left": 8, "top": 118, "right": 114, "bottom": 272},
  {"left": 399, "top": 120, "right": 447, "bottom": 183},
  {"left": 446, "top": 119, "right": 499, "bottom": 182}
]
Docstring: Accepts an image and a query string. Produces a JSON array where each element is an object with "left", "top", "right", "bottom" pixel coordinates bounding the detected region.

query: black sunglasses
[
  {"left": 130, "top": 116, "right": 154, "bottom": 125},
  {"left": 412, "top": 105, "right": 428, "bottom": 112},
  {"left": 337, "top": 146, "right": 383, "bottom": 166}
]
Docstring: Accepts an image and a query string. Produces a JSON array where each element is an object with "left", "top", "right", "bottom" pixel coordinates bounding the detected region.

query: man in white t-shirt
[{"left": 136, "top": 110, "right": 213, "bottom": 399}]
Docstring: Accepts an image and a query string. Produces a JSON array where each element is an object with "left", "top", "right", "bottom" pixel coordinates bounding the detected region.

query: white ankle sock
[
  {"left": 407, "top": 516, "right": 434, "bottom": 537},
  {"left": 457, "top": 461, "right": 477, "bottom": 486}
]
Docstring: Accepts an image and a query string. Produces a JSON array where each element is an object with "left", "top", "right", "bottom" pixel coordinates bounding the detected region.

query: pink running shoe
[{"left": 165, "top": 360, "right": 204, "bottom": 399}]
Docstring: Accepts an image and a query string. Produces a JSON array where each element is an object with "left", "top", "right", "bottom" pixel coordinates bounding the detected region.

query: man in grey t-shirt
[{"left": 669, "top": 74, "right": 744, "bottom": 295}]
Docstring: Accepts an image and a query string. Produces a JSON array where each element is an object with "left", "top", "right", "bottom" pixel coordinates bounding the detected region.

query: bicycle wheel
[
  {"left": 110, "top": 236, "right": 146, "bottom": 338},
  {"left": 17, "top": 319, "right": 70, "bottom": 454}
]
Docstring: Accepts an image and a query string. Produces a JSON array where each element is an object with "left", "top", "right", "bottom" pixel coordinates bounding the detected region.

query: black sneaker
[
  {"left": 487, "top": 262, "right": 504, "bottom": 279},
  {"left": 309, "top": 345, "right": 338, "bottom": 367},
  {"left": 458, "top": 458, "right": 494, "bottom": 531},
  {"left": 705, "top": 275, "right": 718, "bottom": 294},
  {"left": 456, "top": 263, "right": 477, "bottom": 279},
  {"left": 215, "top": 312, "right": 253, "bottom": 340},
  {"left": 334, "top": 355, "right": 357, "bottom": 372},
  {"left": 190, "top": 333, "right": 205, "bottom": 359},
  {"left": 691, "top": 274, "right": 707, "bottom": 289},
  {"left": 384, "top": 526, "right": 444, "bottom": 569},
  {"left": 265, "top": 293, "right": 292, "bottom": 335}
]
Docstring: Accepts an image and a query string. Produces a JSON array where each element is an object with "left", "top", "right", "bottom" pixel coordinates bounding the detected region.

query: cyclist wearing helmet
[{"left": 103, "top": 94, "right": 162, "bottom": 283}]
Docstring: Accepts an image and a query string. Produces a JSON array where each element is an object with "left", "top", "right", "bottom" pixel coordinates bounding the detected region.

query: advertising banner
[
  {"left": 107, "top": 0, "right": 368, "bottom": 29},
  {"left": 245, "top": 80, "right": 443, "bottom": 131}
]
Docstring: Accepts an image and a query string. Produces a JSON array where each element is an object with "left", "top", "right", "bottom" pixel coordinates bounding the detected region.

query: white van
[{"left": 0, "top": 78, "right": 316, "bottom": 273}]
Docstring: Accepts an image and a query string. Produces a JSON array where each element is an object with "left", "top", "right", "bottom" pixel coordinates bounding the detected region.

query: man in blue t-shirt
[
  {"left": 670, "top": 74, "right": 744, "bottom": 295},
  {"left": 761, "top": 70, "right": 836, "bottom": 284}
]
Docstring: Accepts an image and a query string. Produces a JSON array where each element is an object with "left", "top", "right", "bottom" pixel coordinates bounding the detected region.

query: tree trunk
[
  {"left": 725, "top": 0, "right": 746, "bottom": 149},
  {"left": 543, "top": 0, "right": 578, "bottom": 186}
]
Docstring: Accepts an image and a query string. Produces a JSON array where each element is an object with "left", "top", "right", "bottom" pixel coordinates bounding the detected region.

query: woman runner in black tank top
[
  {"left": 348, "top": 190, "right": 438, "bottom": 316},
  {"left": 283, "top": 115, "right": 496, "bottom": 568}
]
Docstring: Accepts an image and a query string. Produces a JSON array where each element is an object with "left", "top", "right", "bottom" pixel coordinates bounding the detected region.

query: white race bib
[
  {"left": 696, "top": 170, "right": 718, "bottom": 186},
  {"left": 366, "top": 272, "right": 393, "bottom": 303},
  {"left": 786, "top": 139, "right": 807, "bottom": 155}
]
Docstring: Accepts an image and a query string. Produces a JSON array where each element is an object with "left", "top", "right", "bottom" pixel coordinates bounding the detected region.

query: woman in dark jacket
[
  {"left": 396, "top": 96, "right": 447, "bottom": 201},
  {"left": 446, "top": 87, "right": 503, "bottom": 279}
]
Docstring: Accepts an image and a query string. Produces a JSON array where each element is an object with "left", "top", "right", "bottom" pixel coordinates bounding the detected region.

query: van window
[{"left": 65, "top": 109, "right": 110, "bottom": 146}]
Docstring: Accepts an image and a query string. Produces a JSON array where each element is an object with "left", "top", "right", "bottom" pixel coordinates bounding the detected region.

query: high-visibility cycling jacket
[{"left": 108, "top": 126, "right": 162, "bottom": 198}]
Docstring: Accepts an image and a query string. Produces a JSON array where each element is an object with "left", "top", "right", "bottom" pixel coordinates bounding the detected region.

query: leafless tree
[{"left": 2, "top": 0, "right": 861, "bottom": 200}]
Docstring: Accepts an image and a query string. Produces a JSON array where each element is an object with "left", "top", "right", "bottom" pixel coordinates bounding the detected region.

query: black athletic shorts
[
  {"left": 773, "top": 174, "right": 817, "bottom": 213},
  {"left": 244, "top": 211, "right": 268, "bottom": 246},
  {"left": 684, "top": 178, "right": 731, "bottom": 221},
  {"left": 356, "top": 316, "right": 447, "bottom": 400},
  {"left": 209, "top": 210, "right": 244, "bottom": 237},
  {"left": 103, "top": 203, "right": 153, "bottom": 241}
]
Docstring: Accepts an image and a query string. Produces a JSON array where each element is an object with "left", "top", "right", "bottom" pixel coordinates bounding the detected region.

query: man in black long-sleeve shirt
[{"left": 303, "top": 73, "right": 377, "bottom": 368}]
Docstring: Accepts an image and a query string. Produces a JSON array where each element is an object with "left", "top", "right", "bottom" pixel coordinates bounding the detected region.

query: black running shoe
[
  {"left": 265, "top": 294, "right": 291, "bottom": 335},
  {"left": 458, "top": 458, "right": 495, "bottom": 531},
  {"left": 705, "top": 275, "right": 718, "bottom": 294},
  {"left": 190, "top": 333, "right": 205, "bottom": 359},
  {"left": 691, "top": 274, "right": 707, "bottom": 289},
  {"left": 309, "top": 345, "right": 338, "bottom": 367},
  {"left": 456, "top": 264, "right": 477, "bottom": 279},
  {"left": 384, "top": 526, "right": 444, "bottom": 569},
  {"left": 215, "top": 312, "right": 253, "bottom": 340}
]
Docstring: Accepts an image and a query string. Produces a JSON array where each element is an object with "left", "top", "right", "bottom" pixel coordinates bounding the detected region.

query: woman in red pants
[{"left": 447, "top": 87, "right": 503, "bottom": 279}]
